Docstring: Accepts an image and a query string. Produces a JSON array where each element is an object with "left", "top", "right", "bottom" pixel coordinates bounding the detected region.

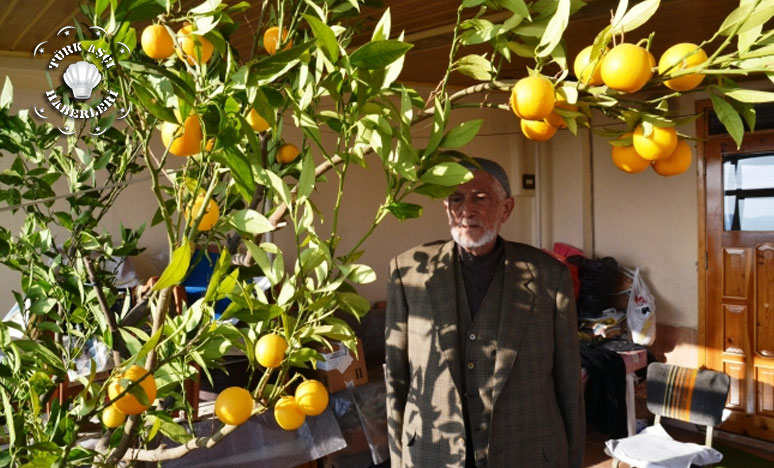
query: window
[{"left": 723, "top": 153, "right": 774, "bottom": 231}]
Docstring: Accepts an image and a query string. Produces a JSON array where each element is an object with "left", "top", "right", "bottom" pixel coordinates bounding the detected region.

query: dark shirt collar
[{"left": 456, "top": 236, "right": 504, "bottom": 265}]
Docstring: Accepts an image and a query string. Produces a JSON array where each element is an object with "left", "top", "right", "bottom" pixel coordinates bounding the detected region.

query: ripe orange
[
  {"left": 189, "top": 195, "right": 219, "bottom": 231},
  {"left": 295, "top": 379, "right": 329, "bottom": 416},
  {"left": 274, "top": 396, "right": 306, "bottom": 430},
  {"left": 160, "top": 116, "right": 201, "bottom": 156},
  {"left": 600, "top": 43, "right": 653, "bottom": 93},
  {"left": 632, "top": 124, "right": 678, "bottom": 161},
  {"left": 107, "top": 365, "right": 157, "bottom": 415},
  {"left": 573, "top": 45, "right": 605, "bottom": 86},
  {"left": 161, "top": 114, "right": 203, "bottom": 157},
  {"left": 277, "top": 144, "right": 300, "bottom": 164},
  {"left": 102, "top": 405, "right": 127, "bottom": 428},
  {"left": 652, "top": 139, "right": 692, "bottom": 176},
  {"left": 510, "top": 75, "right": 555, "bottom": 121},
  {"left": 176, "top": 25, "right": 214, "bottom": 65},
  {"left": 264, "top": 26, "right": 292, "bottom": 55},
  {"left": 215, "top": 386, "right": 254, "bottom": 425},
  {"left": 658, "top": 43, "right": 708, "bottom": 91},
  {"left": 141, "top": 24, "right": 174, "bottom": 60},
  {"left": 246, "top": 108, "right": 270, "bottom": 133},
  {"left": 255, "top": 333, "right": 287, "bottom": 368},
  {"left": 611, "top": 134, "right": 651, "bottom": 174},
  {"left": 544, "top": 94, "right": 578, "bottom": 129},
  {"left": 521, "top": 119, "right": 557, "bottom": 142}
]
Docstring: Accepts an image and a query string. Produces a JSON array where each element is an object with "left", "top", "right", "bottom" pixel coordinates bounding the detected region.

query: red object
[{"left": 546, "top": 242, "right": 584, "bottom": 299}]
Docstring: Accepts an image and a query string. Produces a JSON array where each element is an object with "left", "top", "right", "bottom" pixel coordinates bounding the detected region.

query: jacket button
[
  {"left": 468, "top": 333, "right": 476, "bottom": 341},
  {"left": 467, "top": 361, "right": 475, "bottom": 370}
]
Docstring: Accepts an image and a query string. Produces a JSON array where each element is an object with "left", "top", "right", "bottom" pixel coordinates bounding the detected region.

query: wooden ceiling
[{"left": 0, "top": 0, "right": 740, "bottom": 86}]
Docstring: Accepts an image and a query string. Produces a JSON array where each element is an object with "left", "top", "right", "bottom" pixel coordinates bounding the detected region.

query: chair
[{"left": 605, "top": 362, "right": 731, "bottom": 468}]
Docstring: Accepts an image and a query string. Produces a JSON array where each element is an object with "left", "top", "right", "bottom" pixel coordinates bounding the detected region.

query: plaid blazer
[{"left": 385, "top": 240, "right": 585, "bottom": 468}]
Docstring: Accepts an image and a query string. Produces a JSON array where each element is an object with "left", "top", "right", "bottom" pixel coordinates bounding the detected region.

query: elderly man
[{"left": 385, "top": 158, "right": 584, "bottom": 468}]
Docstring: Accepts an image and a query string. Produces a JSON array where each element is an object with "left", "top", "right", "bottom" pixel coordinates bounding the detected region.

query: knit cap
[{"left": 460, "top": 158, "right": 511, "bottom": 197}]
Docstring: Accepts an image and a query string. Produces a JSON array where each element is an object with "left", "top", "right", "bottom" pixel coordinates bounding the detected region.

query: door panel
[{"left": 705, "top": 133, "right": 774, "bottom": 442}]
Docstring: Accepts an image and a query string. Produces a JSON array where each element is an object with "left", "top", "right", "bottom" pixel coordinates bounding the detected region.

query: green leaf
[
  {"left": 1, "top": 387, "right": 14, "bottom": 447},
  {"left": 617, "top": 0, "right": 661, "bottom": 33},
  {"left": 135, "top": 327, "right": 163, "bottom": 363},
  {"left": 709, "top": 93, "right": 744, "bottom": 149},
  {"left": 0, "top": 76, "right": 12, "bottom": 109},
  {"left": 536, "top": 0, "right": 569, "bottom": 58},
  {"left": 350, "top": 40, "right": 413, "bottom": 70},
  {"left": 441, "top": 120, "right": 483, "bottom": 149},
  {"left": 95, "top": 0, "right": 110, "bottom": 16},
  {"left": 724, "top": 88, "right": 774, "bottom": 103},
  {"left": 500, "top": 0, "right": 530, "bottom": 17},
  {"left": 738, "top": 1, "right": 774, "bottom": 35},
  {"left": 229, "top": 209, "right": 274, "bottom": 236},
  {"left": 372, "top": 7, "right": 391, "bottom": 41},
  {"left": 414, "top": 183, "right": 457, "bottom": 199},
  {"left": 133, "top": 82, "right": 177, "bottom": 123},
  {"left": 304, "top": 14, "right": 339, "bottom": 62},
  {"left": 204, "top": 250, "right": 231, "bottom": 302},
  {"left": 335, "top": 292, "right": 371, "bottom": 318},
  {"left": 156, "top": 417, "right": 194, "bottom": 444},
  {"left": 387, "top": 202, "right": 423, "bottom": 220},
  {"left": 342, "top": 264, "right": 377, "bottom": 284},
  {"left": 296, "top": 152, "right": 316, "bottom": 199},
  {"left": 421, "top": 161, "right": 474, "bottom": 186},
  {"left": 717, "top": 1, "right": 756, "bottom": 36},
  {"left": 153, "top": 240, "right": 192, "bottom": 291},
  {"left": 453, "top": 54, "right": 493, "bottom": 81}
]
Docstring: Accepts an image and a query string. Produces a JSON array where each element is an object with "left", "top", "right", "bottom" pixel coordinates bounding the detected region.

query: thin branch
[{"left": 83, "top": 256, "right": 125, "bottom": 367}]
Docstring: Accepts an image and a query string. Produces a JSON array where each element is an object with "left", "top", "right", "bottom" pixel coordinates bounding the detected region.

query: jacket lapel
[
  {"left": 492, "top": 242, "right": 536, "bottom": 406},
  {"left": 425, "top": 240, "right": 463, "bottom": 394}
]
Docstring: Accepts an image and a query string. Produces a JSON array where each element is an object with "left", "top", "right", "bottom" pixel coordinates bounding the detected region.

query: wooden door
[{"left": 704, "top": 131, "right": 774, "bottom": 442}]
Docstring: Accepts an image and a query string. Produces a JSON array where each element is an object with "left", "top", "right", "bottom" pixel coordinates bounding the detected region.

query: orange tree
[{"left": 0, "top": 0, "right": 772, "bottom": 466}]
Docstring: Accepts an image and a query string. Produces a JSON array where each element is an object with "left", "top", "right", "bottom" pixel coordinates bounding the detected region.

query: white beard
[{"left": 450, "top": 225, "right": 498, "bottom": 250}]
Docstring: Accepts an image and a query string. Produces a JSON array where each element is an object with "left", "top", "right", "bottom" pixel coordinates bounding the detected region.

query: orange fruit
[
  {"left": 215, "top": 386, "right": 254, "bottom": 425},
  {"left": 658, "top": 43, "right": 708, "bottom": 91},
  {"left": 611, "top": 133, "right": 651, "bottom": 174},
  {"left": 510, "top": 75, "right": 555, "bottom": 121},
  {"left": 161, "top": 114, "right": 203, "bottom": 157},
  {"left": 633, "top": 124, "right": 678, "bottom": 161},
  {"left": 107, "top": 365, "right": 157, "bottom": 415},
  {"left": 176, "top": 25, "right": 214, "bottom": 65},
  {"left": 277, "top": 144, "right": 300, "bottom": 164},
  {"left": 521, "top": 119, "right": 557, "bottom": 142},
  {"left": 246, "top": 108, "right": 270, "bottom": 132},
  {"left": 573, "top": 45, "right": 605, "bottom": 86},
  {"left": 600, "top": 43, "right": 653, "bottom": 93},
  {"left": 264, "top": 26, "right": 292, "bottom": 55},
  {"left": 652, "top": 139, "right": 692, "bottom": 176},
  {"left": 274, "top": 396, "right": 306, "bottom": 430},
  {"left": 141, "top": 24, "right": 174, "bottom": 60},
  {"left": 295, "top": 379, "right": 329, "bottom": 416},
  {"left": 255, "top": 333, "right": 287, "bottom": 368},
  {"left": 102, "top": 405, "right": 127, "bottom": 428},
  {"left": 544, "top": 94, "right": 578, "bottom": 129},
  {"left": 188, "top": 195, "right": 219, "bottom": 231}
]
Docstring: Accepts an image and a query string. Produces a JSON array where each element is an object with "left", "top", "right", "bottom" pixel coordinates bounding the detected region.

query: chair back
[{"left": 646, "top": 362, "right": 730, "bottom": 427}]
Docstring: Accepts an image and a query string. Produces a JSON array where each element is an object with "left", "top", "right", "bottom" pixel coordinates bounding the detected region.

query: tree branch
[
  {"left": 83, "top": 256, "right": 125, "bottom": 367},
  {"left": 122, "top": 419, "right": 242, "bottom": 462}
]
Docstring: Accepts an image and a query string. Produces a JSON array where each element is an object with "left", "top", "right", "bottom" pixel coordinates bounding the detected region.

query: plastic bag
[{"left": 625, "top": 268, "right": 656, "bottom": 345}]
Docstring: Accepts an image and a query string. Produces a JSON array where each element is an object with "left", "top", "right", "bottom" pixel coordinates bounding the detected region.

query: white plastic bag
[{"left": 626, "top": 268, "right": 656, "bottom": 345}]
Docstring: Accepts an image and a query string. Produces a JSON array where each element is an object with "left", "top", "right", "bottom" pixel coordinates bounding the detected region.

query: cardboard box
[{"left": 312, "top": 339, "right": 368, "bottom": 393}]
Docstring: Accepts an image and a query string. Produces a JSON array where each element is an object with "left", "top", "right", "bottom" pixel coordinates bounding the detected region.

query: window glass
[{"left": 723, "top": 154, "right": 774, "bottom": 231}]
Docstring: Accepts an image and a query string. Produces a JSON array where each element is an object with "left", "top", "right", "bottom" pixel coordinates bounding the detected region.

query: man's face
[{"left": 444, "top": 170, "right": 514, "bottom": 255}]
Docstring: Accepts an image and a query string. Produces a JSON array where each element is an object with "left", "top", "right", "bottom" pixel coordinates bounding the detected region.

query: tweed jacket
[{"left": 385, "top": 240, "right": 584, "bottom": 468}]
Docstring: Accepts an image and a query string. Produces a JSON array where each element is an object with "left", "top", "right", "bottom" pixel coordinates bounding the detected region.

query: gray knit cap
[{"left": 460, "top": 158, "right": 511, "bottom": 197}]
